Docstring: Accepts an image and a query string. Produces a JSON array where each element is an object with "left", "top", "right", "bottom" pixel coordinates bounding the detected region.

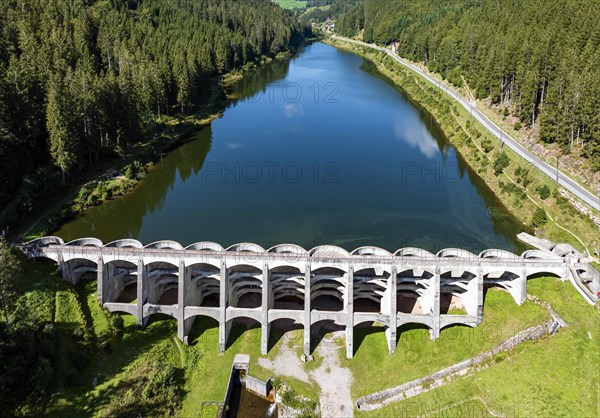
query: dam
[{"left": 22, "top": 236, "right": 595, "bottom": 359}]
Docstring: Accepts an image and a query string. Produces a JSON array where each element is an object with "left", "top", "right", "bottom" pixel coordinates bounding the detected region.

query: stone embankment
[{"left": 356, "top": 297, "right": 567, "bottom": 411}]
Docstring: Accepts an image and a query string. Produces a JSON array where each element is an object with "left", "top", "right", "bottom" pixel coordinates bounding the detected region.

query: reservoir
[{"left": 55, "top": 42, "right": 525, "bottom": 253}]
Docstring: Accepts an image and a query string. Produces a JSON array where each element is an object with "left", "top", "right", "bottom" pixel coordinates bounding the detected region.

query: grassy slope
[
  {"left": 181, "top": 319, "right": 320, "bottom": 416},
  {"left": 356, "top": 277, "right": 599, "bottom": 417},
  {"left": 19, "top": 267, "right": 318, "bottom": 416},
  {"left": 18, "top": 261, "right": 597, "bottom": 416}
]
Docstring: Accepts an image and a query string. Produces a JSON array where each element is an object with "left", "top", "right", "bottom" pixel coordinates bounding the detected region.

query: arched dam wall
[{"left": 22, "top": 236, "right": 581, "bottom": 358}]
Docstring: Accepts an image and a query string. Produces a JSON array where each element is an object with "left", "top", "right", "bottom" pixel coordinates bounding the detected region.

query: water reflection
[
  {"left": 393, "top": 118, "right": 439, "bottom": 159},
  {"left": 55, "top": 43, "right": 529, "bottom": 254},
  {"left": 226, "top": 58, "right": 292, "bottom": 103}
]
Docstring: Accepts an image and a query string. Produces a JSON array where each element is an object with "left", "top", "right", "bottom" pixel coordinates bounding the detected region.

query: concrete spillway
[{"left": 22, "top": 236, "right": 587, "bottom": 359}]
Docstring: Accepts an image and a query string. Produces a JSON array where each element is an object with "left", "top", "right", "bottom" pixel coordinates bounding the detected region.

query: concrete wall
[{"left": 246, "top": 375, "right": 271, "bottom": 398}]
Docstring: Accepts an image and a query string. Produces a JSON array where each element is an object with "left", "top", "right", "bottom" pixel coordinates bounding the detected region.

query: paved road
[{"left": 332, "top": 36, "right": 600, "bottom": 211}]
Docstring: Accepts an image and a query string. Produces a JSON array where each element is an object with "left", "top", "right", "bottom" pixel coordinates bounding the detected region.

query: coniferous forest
[
  {"left": 335, "top": 0, "right": 600, "bottom": 170},
  {"left": 0, "top": 0, "right": 309, "bottom": 207}
]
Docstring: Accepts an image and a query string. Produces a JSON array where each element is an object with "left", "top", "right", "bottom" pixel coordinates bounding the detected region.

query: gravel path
[{"left": 257, "top": 329, "right": 353, "bottom": 417}]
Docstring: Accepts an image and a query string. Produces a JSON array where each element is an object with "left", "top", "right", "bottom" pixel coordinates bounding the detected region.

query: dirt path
[
  {"left": 312, "top": 330, "right": 353, "bottom": 417},
  {"left": 258, "top": 330, "right": 353, "bottom": 417}
]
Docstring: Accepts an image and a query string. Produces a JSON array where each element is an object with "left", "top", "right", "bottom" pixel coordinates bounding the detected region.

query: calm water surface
[{"left": 56, "top": 43, "right": 526, "bottom": 253}]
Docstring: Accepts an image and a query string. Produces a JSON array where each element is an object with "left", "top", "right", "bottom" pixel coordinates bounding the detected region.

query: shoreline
[
  {"left": 324, "top": 37, "right": 598, "bottom": 257},
  {"left": 16, "top": 36, "right": 597, "bottom": 260},
  {"left": 13, "top": 43, "right": 317, "bottom": 243}
]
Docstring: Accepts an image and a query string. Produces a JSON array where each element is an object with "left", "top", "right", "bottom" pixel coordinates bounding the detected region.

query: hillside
[
  {"left": 0, "top": 0, "right": 309, "bottom": 210},
  {"left": 333, "top": 0, "right": 600, "bottom": 186}
]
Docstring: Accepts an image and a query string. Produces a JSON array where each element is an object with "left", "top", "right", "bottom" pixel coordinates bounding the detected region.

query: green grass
[
  {"left": 13, "top": 257, "right": 319, "bottom": 416},
  {"left": 55, "top": 290, "right": 87, "bottom": 337},
  {"left": 77, "top": 281, "right": 113, "bottom": 345},
  {"left": 356, "top": 277, "right": 599, "bottom": 417},
  {"left": 46, "top": 314, "right": 181, "bottom": 417},
  {"left": 272, "top": 0, "right": 307, "bottom": 10}
]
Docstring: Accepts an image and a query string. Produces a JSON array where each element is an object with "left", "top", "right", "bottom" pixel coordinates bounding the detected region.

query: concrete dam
[{"left": 21, "top": 236, "right": 595, "bottom": 359}]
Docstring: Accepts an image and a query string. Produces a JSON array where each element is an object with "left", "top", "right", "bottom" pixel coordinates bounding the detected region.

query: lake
[{"left": 55, "top": 42, "right": 525, "bottom": 253}]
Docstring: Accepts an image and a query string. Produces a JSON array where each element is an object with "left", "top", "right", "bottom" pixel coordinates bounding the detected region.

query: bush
[
  {"left": 537, "top": 184, "right": 551, "bottom": 200},
  {"left": 186, "top": 345, "right": 204, "bottom": 371},
  {"left": 499, "top": 181, "right": 525, "bottom": 198},
  {"left": 553, "top": 188, "right": 568, "bottom": 205},
  {"left": 142, "top": 364, "right": 180, "bottom": 400},
  {"left": 493, "top": 151, "right": 510, "bottom": 175},
  {"left": 503, "top": 108, "right": 510, "bottom": 117},
  {"left": 124, "top": 160, "right": 146, "bottom": 180},
  {"left": 514, "top": 166, "right": 532, "bottom": 187},
  {"left": 481, "top": 138, "right": 494, "bottom": 153},
  {"left": 532, "top": 207, "right": 548, "bottom": 227},
  {"left": 514, "top": 121, "right": 522, "bottom": 131}
]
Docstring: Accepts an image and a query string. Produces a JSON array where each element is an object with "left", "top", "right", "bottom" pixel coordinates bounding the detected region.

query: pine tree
[{"left": 46, "top": 75, "right": 78, "bottom": 183}]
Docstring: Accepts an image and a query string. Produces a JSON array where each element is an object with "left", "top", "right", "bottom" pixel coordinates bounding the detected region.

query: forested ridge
[
  {"left": 0, "top": 0, "right": 309, "bottom": 207},
  {"left": 335, "top": 0, "right": 600, "bottom": 170}
]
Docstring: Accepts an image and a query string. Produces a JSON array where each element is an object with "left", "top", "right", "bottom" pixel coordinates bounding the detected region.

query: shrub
[
  {"left": 532, "top": 207, "right": 548, "bottom": 227},
  {"left": 186, "top": 345, "right": 204, "bottom": 371},
  {"left": 124, "top": 160, "right": 146, "bottom": 180},
  {"left": 142, "top": 364, "right": 180, "bottom": 400},
  {"left": 514, "top": 121, "right": 522, "bottom": 131},
  {"left": 503, "top": 108, "right": 510, "bottom": 117},
  {"left": 481, "top": 138, "right": 494, "bottom": 153},
  {"left": 553, "top": 188, "right": 568, "bottom": 205},
  {"left": 537, "top": 184, "right": 551, "bottom": 200},
  {"left": 499, "top": 181, "right": 524, "bottom": 197},
  {"left": 493, "top": 151, "right": 510, "bottom": 175},
  {"left": 514, "top": 166, "right": 532, "bottom": 187}
]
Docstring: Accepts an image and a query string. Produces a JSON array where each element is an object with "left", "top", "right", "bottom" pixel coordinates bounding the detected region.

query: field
[{"left": 272, "top": 0, "right": 308, "bottom": 10}]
